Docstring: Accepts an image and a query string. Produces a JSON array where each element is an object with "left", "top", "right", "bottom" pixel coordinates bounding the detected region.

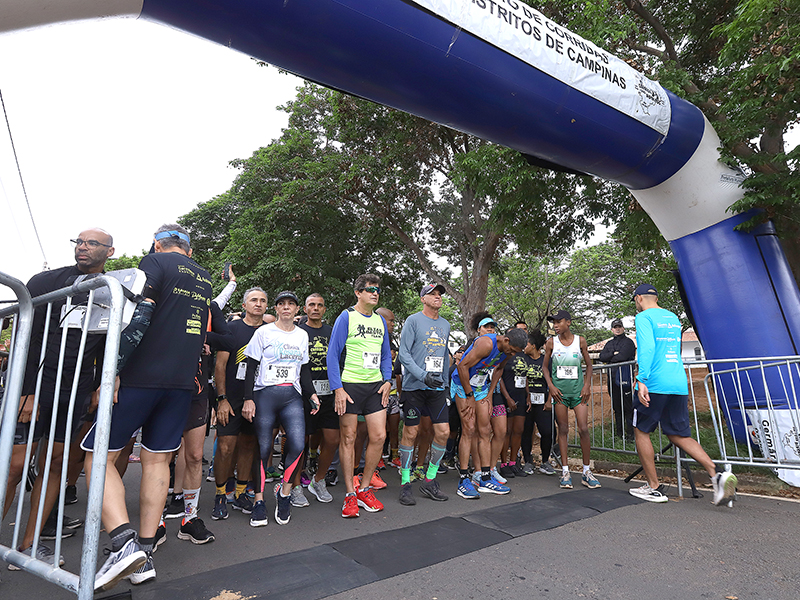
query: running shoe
[
  {"left": 522, "top": 462, "right": 536, "bottom": 475},
  {"left": 457, "top": 477, "right": 480, "bottom": 499},
  {"left": 211, "top": 494, "right": 229, "bottom": 520},
  {"left": 308, "top": 454, "right": 319, "bottom": 475},
  {"left": 390, "top": 456, "right": 402, "bottom": 468},
  {"left": 225, "top": 477, "right": 236, "bottom": 499},
  {"left": 127, "top": 553, "right": 155, "bottom": 585},
  {"left": 437, "top": 463, "right": 448, "bottom": 475},
  {"left": 40, "top": 514, "right": 75, "bottom": 540},
  {"left": 300, "top": 471, "right": 312, "bottom": 488},
  {"left": 377, "top": 458, "right": 386, "bottom": 470},
  {"left": 419, "top": 478, "right": 449, "bottom": 502},
  {"left": 490, "top": 467, "right": 508, "bottom": 484},
  {"left": 8, "top": 543, "right": 64, "bottom": 571},
  {"left": 94, "top": 537, "right": 147, "bottom": 592},
  {"left": 177, "top": 517, "right": 215, "bottom": 544},
  {"left": 308, "top": 477, "right": 333, "bottom": 503},
  {"left": 263, "top": 466, "right": 281, "bottom": 482},
  {"left": 153, "top": 519, "right": 167, "bottom": 552},
  {"left": 368, "top": 471, "right": 387, "bottom": 490},
  {"left": 511, "top": 463, "right": 528, "bottom": 478},
  {"left": 471, "top": 471, "right": 482, "bottom": 486},
  {"left": 290, "top": 486, "right": 310, "bottom": 507},
  {"left": 441, "top": 455, "right": 456, "bottom": 470},
  {"left": 205, "top": 465, "right": 215, "bottom": 482},
  {"left": 64, "top": 484, "right": 78, "bottom": 505},
  {"left": 538, "top": 462, "right": 557, "bottom": 475},
  {"left": 325, "top": 469, "right": 339, "bottom": 487},
  {"left": 63, "top": 514, "right": 83, "bottom": 529},
  {"left": 499, "top": 463, "right": 515, "bottom": 479},
  {"left": 164, "top": 494, "right": 185, "bottom": 520},
  {"left": 411, "top": 467, "right": 425, "bottom": 482},
  {"left": 712, "top": 471, "right": 738, "bottom": 506},
  {"left": 342, "top": 494, "right": 359, "bottom": 518},
  {"left": 477, "top": 476, "right": 511, "bottom": 495},
  {"left": 249, "top": 500, "right": 268, "bottom": 527},
  {"left": 275, "top": 484, "right": 292, "bottom": 525},
  {"left": 560, "top": 471, "right": 573, "bottom": 489},
  {"left": 582, "top": 470, "right": 602, "bottom": 489},
  {"left": 629, "top": 483, "right": 669, "bottom": 503},
  {"left": 231, "top": 493, "right": 254, "bottom": 514},
  {"left": 399, "top": 482, "right": 416, "bottom": 505},
  {"left": 356, "top": 487, "right": 384, "bottom": 512}
]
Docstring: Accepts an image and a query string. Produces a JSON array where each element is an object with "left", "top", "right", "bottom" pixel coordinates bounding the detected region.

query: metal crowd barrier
[
  {"left": 0, "top": 271, "right": 125, "bottom": 600},
  {"left": 561, "top": 357, "right": 800, "bottom": 497}
]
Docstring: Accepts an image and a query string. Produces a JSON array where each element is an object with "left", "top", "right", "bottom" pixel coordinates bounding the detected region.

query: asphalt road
[{"left": 2, "top": 436, "right": 799, "bottom": 600}]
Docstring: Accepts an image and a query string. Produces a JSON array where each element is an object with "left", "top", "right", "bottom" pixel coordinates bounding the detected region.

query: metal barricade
[
  {"left": 564, "top": 356, "right": 800, "bottom": 497},
  {"left": 0, "top": 271, "right": 125, "bottom": 600}
]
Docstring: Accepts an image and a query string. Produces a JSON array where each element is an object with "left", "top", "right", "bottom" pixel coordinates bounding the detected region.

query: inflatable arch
[{"left": 4, "top": 0, "right": 800, "bottom": 445}]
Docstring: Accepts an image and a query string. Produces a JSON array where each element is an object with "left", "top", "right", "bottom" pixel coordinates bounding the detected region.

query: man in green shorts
[{"left": 542, "top": 310, "right": 599, "bottom": 490}]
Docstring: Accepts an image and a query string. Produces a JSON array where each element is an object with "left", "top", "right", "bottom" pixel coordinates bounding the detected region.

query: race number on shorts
[{"left": 312, "top": 379, "right": 330, "bottom": 395}]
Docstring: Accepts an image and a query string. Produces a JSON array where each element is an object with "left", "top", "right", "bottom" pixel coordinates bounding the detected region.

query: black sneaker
[
  {"left": 211, "top": 494, "right": 229, "bottom": 520},
  {"left": 419, "top": 478, "right": 449, "bottom": 502},
  {"left": 510, "top": 463, "right": 528, "bottom": 478},
  {"left": 399, "top": 482, "right": 416, "bottom": 506},
  {"left": 324, "top": 469, "right": 338, "bottom": 487},
  {"left": 40, "top": 513, "right": 75, "bottom": 540},
  {"left": 63, "top": 514, "right": 84, "bottom": 529},
  {"left": 64, "top": 484, "right": 78, "bottom": 505},
  {"left": 274, "top": 484, "right": 292, "bottom": 525},
  {"left": 177, "top": 517, "right": 215, "bottom": 544},
  {"left": 231, "top": 493, "right": 254, "bottom": 514},
  {"left": 153, "top": 520, "right": 167, "bottom": 552},
  {"left": 250, "top": 500, "right": 268, "bottom": 527},
  {"left": 164, "top": 494, "right": 185, "bottom": 520},
  {"left": 498, "top": 464, "right": 515, "bottom": 479}
]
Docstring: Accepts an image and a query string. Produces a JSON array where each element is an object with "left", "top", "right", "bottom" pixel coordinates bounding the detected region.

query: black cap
[
  {"left": 632, "top": 283, "right": 657, "bottom": 301},
  {"left": 611, "top": 318, "right": 624, "bottom": 328},
  {"left": 420, "top": 283, "right": 446, "bottom": 297},
  {"left": 274, "top": 290, "right": 299, "bottom": 305},
  {"left": 548, "top": 310, "right": 572, "bottom": 321}
]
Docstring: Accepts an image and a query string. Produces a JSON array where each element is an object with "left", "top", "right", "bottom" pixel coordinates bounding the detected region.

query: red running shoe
[
  {"left": 377, "top": 459, "right": 386, "bottom": 470},
  {"left": 356, "top": 487, "right": 384, "bottom": 512},
  {"left": 390, "top": 457, "right": 401, "bottom": 468},
  {"left": 342, "top": 494, "right": 359, "bottom": 518},
  {"left": 368, "top": 471, "right": 387, "bottom": 490}
]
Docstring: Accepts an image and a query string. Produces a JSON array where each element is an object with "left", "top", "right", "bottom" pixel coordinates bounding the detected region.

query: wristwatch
[{"left": 465, "top": 390, "right": 474, "bottom": 397}]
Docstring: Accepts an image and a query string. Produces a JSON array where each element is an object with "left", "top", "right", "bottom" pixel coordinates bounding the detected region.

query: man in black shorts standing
[
  {"left": 4, "top": 228, "right": 113, "bottom": 566},
  {"left": 299, "top": 293, "right": 336, "bottom": 504},
  {"left": 397, "top": 284, "right": 451, "bottom": 505},
  {"left": 82, "top": 224, "right": 213, "bottom": 590},
  {"left": 211, "top": 287, "right": 266, "bottom": 520},
  {"left": 327, "top": 274, "right": 392, "bottom": 518},
  {"left": 599, "top": 318, "right": 636, "bottom": 439}
]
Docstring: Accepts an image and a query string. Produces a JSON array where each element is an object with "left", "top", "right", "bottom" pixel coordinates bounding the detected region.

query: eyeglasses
[
  {"left": 71, "top": 238, "right": 112, "bottom": 249},
  {"left": 359, "top": 286, "right": 381, "bottom": 294}
]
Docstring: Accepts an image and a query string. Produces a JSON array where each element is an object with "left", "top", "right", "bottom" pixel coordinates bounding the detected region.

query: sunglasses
[{"left": 360, "top": 286, "right": 381, "bottom": 294}]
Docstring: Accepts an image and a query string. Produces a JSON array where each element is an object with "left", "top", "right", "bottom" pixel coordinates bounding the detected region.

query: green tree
[
  {"left": 528, "top": 0, "right": 800, "bottom": 281},
  {"left": 105, "top": 252, "right": 147, "bottom": 272}
]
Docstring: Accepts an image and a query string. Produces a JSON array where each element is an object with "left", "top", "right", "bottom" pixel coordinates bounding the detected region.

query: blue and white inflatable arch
[{"left": 4, "top": 0, "right": 800, "bottom": 468}]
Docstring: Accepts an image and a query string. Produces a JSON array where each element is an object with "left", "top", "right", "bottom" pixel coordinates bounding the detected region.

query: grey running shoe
[
  {"left": 399, "top": 482, "right": 416, "bottom": 506},
  {"left": 290, "top": 486, "right": 310, "bottom": 508},
  {"left": 8, "top": 543, "right": 64, "bottom": 571},
  {"left": 712, "top": 471, "right": 738, "bottom": 506},
  {"left": 629, "top": 483, "right": 669, "bottom": 503},
  {"left": 538, "top": 462, "right": 557, "bottom": 475},
  {"left": 177, "top": 517, "right": 215, "bottom": 544},
  {"left": 231, "top": 493, "right": 254, "bottom": 514},
  {"left": 522, "top": 462, "right": 536, "bottom": 475},
  {"left": 94, "top": 537, "right": 147, "bottom": 592},
  {"left": 127, "top": 553, "right": 156, "bottom": 585},
  {"left": 419, "top": 478, "right": 449, "bottom": 502},
  {"left": 308, "top": 477, "right": 333, "bottom": 503}
]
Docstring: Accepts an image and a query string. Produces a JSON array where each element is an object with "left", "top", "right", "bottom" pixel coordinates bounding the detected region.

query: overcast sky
[{"left": 0, "top": 17, "right": 301, "bottom": 285}]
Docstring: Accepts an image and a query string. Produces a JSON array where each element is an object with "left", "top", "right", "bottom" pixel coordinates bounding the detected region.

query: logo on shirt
[{"left": 355, "top": 324, "right": 383, "bottom": 339}]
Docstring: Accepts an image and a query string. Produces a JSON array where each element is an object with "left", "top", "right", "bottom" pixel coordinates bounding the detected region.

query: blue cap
[{"left": 632, "top": 283, "right": 657, "bottom": 300}]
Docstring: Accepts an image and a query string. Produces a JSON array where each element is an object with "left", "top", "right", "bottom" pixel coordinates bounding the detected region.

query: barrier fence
[{"left": 0, "top": 271, "right": 125, "bottom": 600}]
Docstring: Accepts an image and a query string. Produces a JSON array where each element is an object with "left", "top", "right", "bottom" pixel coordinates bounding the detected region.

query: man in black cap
[{"left": 599, "top": 318, "right": 636, "bottom": 438}]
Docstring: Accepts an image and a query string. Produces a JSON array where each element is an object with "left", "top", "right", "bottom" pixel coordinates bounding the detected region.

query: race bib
[
  {"left": 469, "top": 371, "right": 488, "bottom": 388},
  {"left": 514, "top": 375, "right": 527, "bottom": 389},
  {"left": 363, "top": 352, "right": 380, "bottom": 369},
  {"left": 425, "top": 356, "right": 444, "bottom": 373},
  {"left": 531, "top": 392, "right": 545, "bottom": 405},
  {"left": 265, "top": 364, "right": 296, "bottom": 384},
  {"left": 556, "top": 365, "right": 579, "bottom": 380},
  {"left": 312, "top": 379, "right": 330, "bottom": 395},
  {"left": 236, "top": 361, "right": 247, "bottom": 381}
]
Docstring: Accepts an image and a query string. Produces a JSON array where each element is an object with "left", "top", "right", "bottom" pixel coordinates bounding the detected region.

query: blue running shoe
[
  {"left": 249, "top": 501, "right": 268, "bottom": 527},
  {"left": 477, "top": 476, "right": 510, "bottom": 495},
  {"left": 274, "top": 484, "right": 292, "bottom": 525},
  {"left": 582, "top": 470, "right": 602, "bottom": 489},
  {"left": 231, "top": 493, "right": 254, "bottom": 514},
  {"left": 211, "top": 494, "right": 228, "bottom": 520},
  {"left": 457, "top": 477, "right": 481, "bottom": 499},
  {"left": 560, "top": 471, "right": 573, "bottom": 489}
]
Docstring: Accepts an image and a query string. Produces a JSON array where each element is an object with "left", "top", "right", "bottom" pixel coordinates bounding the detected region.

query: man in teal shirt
[{"left": 630, "top": 283, "right": 738, "bottom": 505}]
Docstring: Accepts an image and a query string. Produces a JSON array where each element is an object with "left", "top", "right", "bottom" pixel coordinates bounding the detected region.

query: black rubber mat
[
  {"left": 461, "top": 487, "right": 639, "bottom": 538},
  {"left": 131, "top": 544, "right": 379, "bottom": 600},
  {"left": 329, "top": 516, "right": 512, "bottom": 579}
]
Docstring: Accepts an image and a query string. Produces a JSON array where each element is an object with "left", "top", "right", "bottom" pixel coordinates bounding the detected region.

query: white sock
[
  {"left": 583, "top": 464, "right": 591, "bottom": 475},
  {"left": 182, "top": 487, "right": 200, "bottom": 522},
  {"left": 562, "top": 466, "right": 569, "bottom": 475}
]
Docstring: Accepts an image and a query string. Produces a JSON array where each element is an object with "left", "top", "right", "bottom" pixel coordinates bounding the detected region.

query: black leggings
[
  {"left": 252, "top": 385, "right": 305, "bottom": 489},
  {"left": 522, "top": 404, "right": 553, "bottom": 464}
]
